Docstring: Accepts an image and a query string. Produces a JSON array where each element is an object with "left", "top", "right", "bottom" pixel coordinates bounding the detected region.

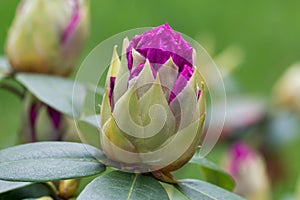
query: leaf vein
[
  {"left": 126, "top": 174, "right": 138, "bottom": 200},
  {"left": 181, "top": 182, "right": 218, "bottom": 200},
  {"left": 0, "top": 157, "right": 103, "bottom": 165}
]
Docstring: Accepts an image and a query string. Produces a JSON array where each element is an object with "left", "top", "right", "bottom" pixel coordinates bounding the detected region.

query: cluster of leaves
[
  {"left": 0, "top": 142, "right": 242, "bottom": 200},
  {"left": 0, "top": 57, "right": 244, "bottom": 199}
]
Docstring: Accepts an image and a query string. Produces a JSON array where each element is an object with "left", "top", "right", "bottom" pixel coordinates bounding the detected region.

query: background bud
[
  {"left": 19, "top": 93, "right": 68, "bottom": 142},
  {"left": 223, "top": 142, "right": 271, "bottom": 200},
  {"left": 297, "top": 175, "right": 300, "bottom": 200},
  {"left": 5, "top": 0, "right": 89, "bottom": 76},
  {"left": 273, "top": 63, "right": 300, "bottom": 113}
]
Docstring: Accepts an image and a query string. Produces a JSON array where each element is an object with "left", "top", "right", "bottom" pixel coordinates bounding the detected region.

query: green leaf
[
  {"left": 161, "top": 183, "right": 189, "bottom": 200},
  {"left": 78, "top": 171, "right": 169, "bottom": 200},
  {"left": 0, "top": 180, "right": 32, "bottom": 194},
  {"left": 16, "top": 73, "right": 86, "bottom": 118},
  {"left": 190, "top": 157, "right": 235, "bottom": 191},
  {"left": 80, "top": 114, "right": 100, "bottom": 129},
  {"left": 0, "top": 142, "right": 106, "bottom": 182},
  {"left": 0, "top": 183, "right": 55, "bottom": 200},
  {"left": 176, "top": 179, "right": 245, "bottom": 200},
  {"left": 78, "top": 115, "right": 101, "bottom": 148}
]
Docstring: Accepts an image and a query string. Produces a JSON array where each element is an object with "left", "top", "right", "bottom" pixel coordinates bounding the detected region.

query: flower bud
[
  {"left": 273, "top": 63, "right": 300, "bottom": 113},
  {"left": 36, "top": 197, "right": 53, "bottom": 200},
  {"left": 100, "top": 24, "right": 206, "bottom": 182},
  {"left": 5, "top": 0, "right": 89, "bottom": 76},
  {"left": 59, "top": 179, "right": 80, "bottom": 199},
  {"left": 296, "top": 175, "right": 300, "bottom": 200},
  {"left": 19, "top": 93, "right": 68, "bottom": 142},
  {"left": 223, "top": 142, "right": 271, "bottom": 200}
]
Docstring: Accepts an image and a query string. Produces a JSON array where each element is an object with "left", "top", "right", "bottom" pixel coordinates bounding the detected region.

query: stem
[{"left": 0, "top": 81, "right": 25, "bottom": 99}]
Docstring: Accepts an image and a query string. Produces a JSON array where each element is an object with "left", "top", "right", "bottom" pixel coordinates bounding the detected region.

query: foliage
[{"left": 0, "top": 142, "right": 244, "bottom": 200}]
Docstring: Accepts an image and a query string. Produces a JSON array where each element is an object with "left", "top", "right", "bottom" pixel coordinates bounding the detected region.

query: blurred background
[{"left": 0, "top": 0, "right": 300, "bottom": 199}]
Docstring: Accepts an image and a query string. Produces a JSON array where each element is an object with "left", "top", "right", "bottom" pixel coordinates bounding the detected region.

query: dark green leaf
[
  {"left": 172, "top": 162, "right": 203, "bottom": 180},
  {"left": 0, "top": 180, "right": 32, "bottom": 194},
  {"left": 176, "top": 179, "right": 245, "bottom": 200},
  {"left": 16, "top": 73, "right": 86, "bottom": 118},
  {"left": 0, "top": 142, "right": 106, "bottom": 182},
  {"left": 190, "top": 157, "right": 235, "bottom": 191},
  {"left": 78, "top": 171, "right": 169, "bottom": 200},
  {"left": 0, "top": 183, "right": 55, "bottom": 200}
]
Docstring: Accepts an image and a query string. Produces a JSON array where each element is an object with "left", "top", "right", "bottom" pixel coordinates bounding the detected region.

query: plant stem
[{"left": 0, "top": 81, "right": 25, "bottom": 99}]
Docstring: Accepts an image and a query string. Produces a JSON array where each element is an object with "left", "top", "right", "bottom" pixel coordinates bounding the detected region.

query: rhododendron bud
[
  {"left": 296, "top": 175, "right": 300, "bottom": 200},
  {"left": 36, "top": 197, "right": 53, "bottom": 200},
  {"left": 100, "top": 24, "right": 206, "bottom": 183},
  {"left": 19, "top": 93, "right": 67, "bottom": 142},
  {"left": 59, "top": 179, "right": 80, "bottom": 199},
  {"left": 274, "top": 63, "right": 300, "bottom": 113},
  {"left": 224, "top": 142, "right": 271, "bottom": 200},
  {"left": 5, "top": 0, "right": 89, "bottom": 76}
]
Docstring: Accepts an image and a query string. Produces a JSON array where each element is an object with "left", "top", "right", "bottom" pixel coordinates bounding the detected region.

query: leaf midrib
[
  {"left": 0, "top": 157, "right": 102, "bottom": 165},
  {"left": 126, "top": 174, "right": 138, "bottom": 200},
  {"left": 180, "top": 182, "right": 218, "bottom": 200}
]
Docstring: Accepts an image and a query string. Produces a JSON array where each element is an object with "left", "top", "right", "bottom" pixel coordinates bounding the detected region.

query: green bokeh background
[{"left": 0, "top": 0, "right": 300, "bottom": 199}]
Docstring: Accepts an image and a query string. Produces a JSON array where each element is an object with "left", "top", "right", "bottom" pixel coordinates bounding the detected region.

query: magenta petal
[
  {"left": 29, "top": 102, "right": 43, "bottom": 142},
  {"left": 61, "top": 0, "right": 80, "bottom": 44},
  {"left": 127, "top": 50, "right": 133, "bottom": 70},
  {"left": 128, "top": 61, "right": 156, "bottom": 81},
  {"left": 29, "top": 102, "right": 39, "bottom": 130},
  {"left": 181, "top": 64, "right": 194, "bottom": 80},
  {"left": 169, "top": 65, "right": 194, "bottom": 103},
  {"left": 197, "top": 89, "right": 202, "bottom": 100},
  {"left": 228, "top": 142, "right": 255, "bottom": 177},
  {"left": 128, "top": 62, "right": 145, "bottom": 80},
  {"left": 109, "top": 77, "right": 116, "bottom": 108},
  {"left": 47, "top": 106, "right": 62, "bottom": 130},
  {"left": 127, "top": 24, "right": 193, "bottom": 71}
]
